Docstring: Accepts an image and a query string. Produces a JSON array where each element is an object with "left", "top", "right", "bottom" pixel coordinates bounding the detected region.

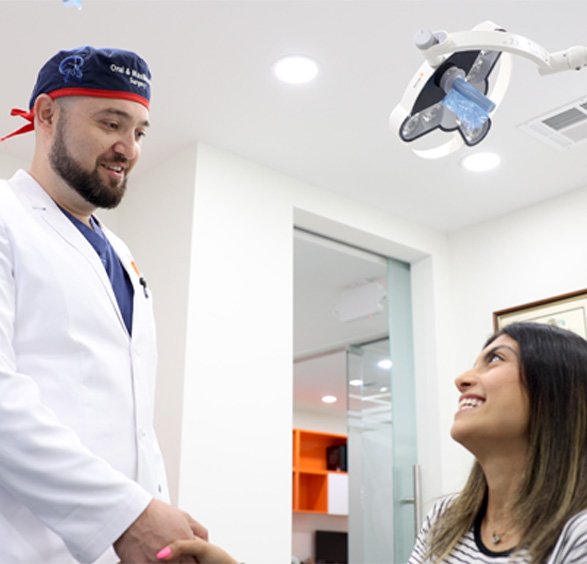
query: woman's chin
[{"left": 450, "top": 422, "right": 473, "bottom": 448}]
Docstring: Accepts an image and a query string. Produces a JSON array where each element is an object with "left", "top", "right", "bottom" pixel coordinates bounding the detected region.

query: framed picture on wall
[{"left": 493, "top": 289, "right": 587, "bottom": 338}]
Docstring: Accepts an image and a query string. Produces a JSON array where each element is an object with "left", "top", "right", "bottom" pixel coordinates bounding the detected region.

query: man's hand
[
  {"left": 183, "top": 511, "right": 208, "bottom": 540},
  {"left": 114, "top": 499, "right": 208, "bottom": 563}
]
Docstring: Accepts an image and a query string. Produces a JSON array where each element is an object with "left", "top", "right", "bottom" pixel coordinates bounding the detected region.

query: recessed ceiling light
[
  {"left": 461, "top": 152, "right": 501, "bottom": 172},
  {"left": 273, "top": 55, "right": 319, "bottom": 84},
  {"left": 349, "top": 379, "right": 363, "bottom": 387},
  {"left": 321, "top": 395, "right": 337, "bottom": 404},
  {"left": 377, "top": 359, "right": 393, "bottom": 370}
]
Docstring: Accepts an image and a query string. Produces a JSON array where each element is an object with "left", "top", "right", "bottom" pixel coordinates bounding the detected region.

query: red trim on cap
[
  {"left": 48, "top": 88, "right": 150, "bottom": 109},
  {"left": 1, "top": 88, "right": 150, "bottom": 142}
]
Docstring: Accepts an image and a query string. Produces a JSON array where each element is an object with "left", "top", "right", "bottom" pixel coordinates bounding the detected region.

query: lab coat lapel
[
  {"left": 101, "top": 227, "right": 145, "bottom": 329},
  {"left": 12, "top": 173, "right": 128, "bottom": 334}
]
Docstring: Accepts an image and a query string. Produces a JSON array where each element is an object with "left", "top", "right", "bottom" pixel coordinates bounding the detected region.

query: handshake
[{"left": 114, "top": 499, "right": 237, "bottom": 563}]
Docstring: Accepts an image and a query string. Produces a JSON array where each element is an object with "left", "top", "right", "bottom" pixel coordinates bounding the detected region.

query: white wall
[
  {"left": 169, "top": 143, "right": 451, "bottom": 561},
  {"left": 0, "top": 154, "right": 27, "bottom": 178},
  {"left": 177, "top": 143, "right": 294, "bottom": 561},
  {"left": 445, "top": 185, "right": 587, "bottom": 491}
]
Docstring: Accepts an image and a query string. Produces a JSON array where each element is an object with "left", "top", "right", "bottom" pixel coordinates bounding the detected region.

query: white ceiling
[
  {"left": 2, "top": 1, "right": 587, "bottom": 233},
  {"left": 3, "top": 1, "right": 586, "bottom": 418},
  {"left": 294, "top": 231, "right": 388, "bottom": 358}
]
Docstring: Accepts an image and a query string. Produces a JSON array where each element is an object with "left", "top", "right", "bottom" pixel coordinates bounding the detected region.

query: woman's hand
[{"left": 156, "top": 537, "right": 238, "bottom": 563}]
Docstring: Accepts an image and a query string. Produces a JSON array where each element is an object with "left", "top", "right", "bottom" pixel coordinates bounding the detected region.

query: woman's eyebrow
[
  {"left": 483, "top": 344, "right": 519, "bottom": 359},
  {"left": 473, "top": 344, "right": 519, "bottom": 367}
]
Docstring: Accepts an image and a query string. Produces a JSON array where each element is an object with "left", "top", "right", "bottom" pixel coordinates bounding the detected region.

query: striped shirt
[{"left": 408, "top": 496, "right": 587, "bottom": 563}]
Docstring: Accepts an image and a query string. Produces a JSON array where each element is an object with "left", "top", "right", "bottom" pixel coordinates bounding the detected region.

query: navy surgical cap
[{"left": 1, "top": 46, "right": 151, "bottom": 142}]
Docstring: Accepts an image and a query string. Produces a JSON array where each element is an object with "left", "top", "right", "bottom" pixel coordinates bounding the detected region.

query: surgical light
[{"left": 390, "top": 21, "right": 587, "bottom": 158}]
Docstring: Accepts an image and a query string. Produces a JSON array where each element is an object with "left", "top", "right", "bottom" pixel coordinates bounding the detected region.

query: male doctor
[{"left": 0, "top": 47, "right": 206, "bottom": 563}]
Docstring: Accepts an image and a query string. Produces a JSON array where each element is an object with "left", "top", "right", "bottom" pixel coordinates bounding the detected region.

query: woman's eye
[{"left": 488, "top": 353, "right": 502, "bottom": 363}]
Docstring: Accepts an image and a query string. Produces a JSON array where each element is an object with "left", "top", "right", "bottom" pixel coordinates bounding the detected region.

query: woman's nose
[{"left": 454, "top": 368, "right": 476, "bottom": 392}]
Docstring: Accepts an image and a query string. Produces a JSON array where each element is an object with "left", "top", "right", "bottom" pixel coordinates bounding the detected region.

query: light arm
[
  {"left": 541, "top": 45, "right": 587, "bottom": 75},
  {"left": 417, "top": 27, "right": 587, "bottom": 75}
]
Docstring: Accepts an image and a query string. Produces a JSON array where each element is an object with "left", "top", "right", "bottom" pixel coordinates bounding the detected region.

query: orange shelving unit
[{"left": 292, "top": 428, "right": 347, "bottom": 513}]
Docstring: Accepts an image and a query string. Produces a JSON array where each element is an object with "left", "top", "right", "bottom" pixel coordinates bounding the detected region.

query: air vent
[
  {"left": 520, "top": 97, "right": 587, "bottom": 149},
  {"left": 542, "top": 108, "right": 587, "bottom": 131}
]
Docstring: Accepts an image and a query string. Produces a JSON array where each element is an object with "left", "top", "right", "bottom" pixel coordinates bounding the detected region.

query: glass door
[
  {"left": 347, "top": 341, "right": 394, "bottom": 563},
  {"left": 347, "top": 257, "right": 418, "bottom": 563}
]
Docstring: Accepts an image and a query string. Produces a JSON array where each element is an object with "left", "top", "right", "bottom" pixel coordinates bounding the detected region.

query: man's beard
[{"left": 49, "top": 120, "right": 129, "bottom": 209}]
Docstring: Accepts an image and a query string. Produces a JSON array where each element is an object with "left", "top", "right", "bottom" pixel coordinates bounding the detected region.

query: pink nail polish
[{"left": 156, "top": 546, "right": 172, "bottom": 560}]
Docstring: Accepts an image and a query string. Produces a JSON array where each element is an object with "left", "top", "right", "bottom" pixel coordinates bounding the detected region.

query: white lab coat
[{"left": 0, "top": 170, "right": 169, "bottom": 563}]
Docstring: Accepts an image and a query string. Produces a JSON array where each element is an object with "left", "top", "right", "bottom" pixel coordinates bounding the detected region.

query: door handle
[
  {"left": 413, "top": 463, "right": 422, "bottom": 534},
  {"left": 399, "top": 464, "right": 422, "bottom": 537}
]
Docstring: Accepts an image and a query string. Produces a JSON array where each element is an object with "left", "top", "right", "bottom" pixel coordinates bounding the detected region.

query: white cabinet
[{"left": 327, "top": 472, "right": 348, "bottom": 515}]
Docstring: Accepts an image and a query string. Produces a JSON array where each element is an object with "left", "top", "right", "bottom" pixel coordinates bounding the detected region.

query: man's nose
[{"left": 112, "top": 133, "right": 140, "bottom": 161}]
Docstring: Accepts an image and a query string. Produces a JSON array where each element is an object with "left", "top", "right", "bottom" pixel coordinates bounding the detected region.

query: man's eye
[
  {"left": 103, "top": 121, "right": 118, "bottom": 130},
  {"left": 136, "top": 130, "right": 147, "bottom": 140}
]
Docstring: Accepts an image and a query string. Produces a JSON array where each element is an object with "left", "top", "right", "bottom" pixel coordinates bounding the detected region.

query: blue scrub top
[{"left": 60, "top": 208, "right": 134, "bottom": 335}]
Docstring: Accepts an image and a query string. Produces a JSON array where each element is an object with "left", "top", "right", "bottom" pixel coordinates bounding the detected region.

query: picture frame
[{"left": 493, "top": 289, "right": 587, "bottom": 338}]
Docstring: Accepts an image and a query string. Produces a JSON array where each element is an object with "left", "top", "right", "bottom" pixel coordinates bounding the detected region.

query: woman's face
[{"left": 450, "top": 334, "right": 530, "bottom": 456}]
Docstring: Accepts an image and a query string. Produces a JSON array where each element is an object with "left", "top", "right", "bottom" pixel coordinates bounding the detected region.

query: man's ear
[{"left": 33, "top": 94, "right": 57, "bottom": 131}]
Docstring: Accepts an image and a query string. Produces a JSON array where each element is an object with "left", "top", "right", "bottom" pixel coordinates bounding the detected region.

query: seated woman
[{"left": 409, "top": 322, "right": 587, "bottom": 563}]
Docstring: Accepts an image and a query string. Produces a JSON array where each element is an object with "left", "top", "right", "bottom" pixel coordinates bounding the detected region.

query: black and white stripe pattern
[{"left": 408, "top": 496, "right": 587, "bottom": 563}]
